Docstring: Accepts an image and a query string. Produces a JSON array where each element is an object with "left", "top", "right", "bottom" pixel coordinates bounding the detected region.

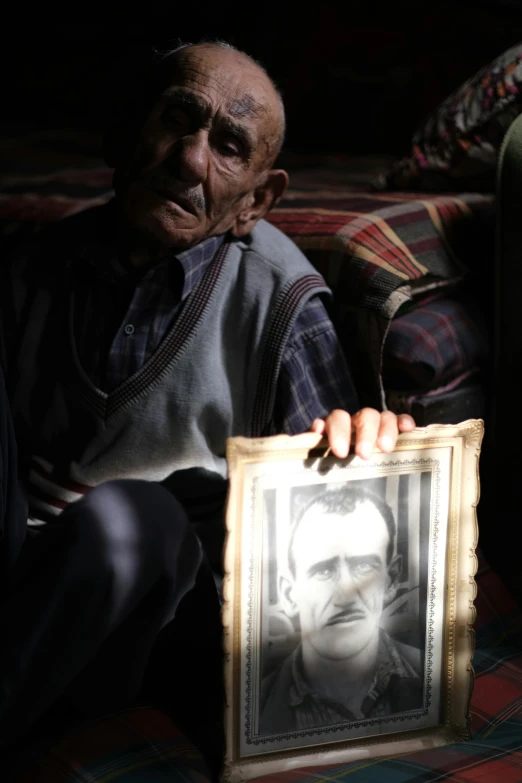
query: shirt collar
[
  {"left": 78, "top": 200, "right": 227, "bottom": 295},
  {"left": 175, "top": 234, "right": 226, "bottom": 298}
]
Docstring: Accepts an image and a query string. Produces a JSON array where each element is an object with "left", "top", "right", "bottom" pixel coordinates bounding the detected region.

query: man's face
[
  {"left": 283, "top": 501, "right": 398, "bottom": 662},
  {"left": 114, "top": 45, "right": 284, "bottom": 251}
]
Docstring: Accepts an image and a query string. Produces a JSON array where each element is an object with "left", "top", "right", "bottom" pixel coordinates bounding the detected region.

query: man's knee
[{"left": 60, "top": 479, "right": 201, "bottom": 587}]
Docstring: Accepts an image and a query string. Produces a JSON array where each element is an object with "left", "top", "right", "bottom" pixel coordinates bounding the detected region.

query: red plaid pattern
[{"left": 383, "top": 294, "right": 488, "bottom": 392}]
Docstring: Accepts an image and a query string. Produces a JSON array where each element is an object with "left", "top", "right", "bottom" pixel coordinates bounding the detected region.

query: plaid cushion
[
  {"left": 271, "top": 186, "right": 493, "bottom": 317},
  {"left": 271, "top": 160, "right": 493, "bottom": 406},
  {"left": 382, "top": 293, "right": 489, "bottom": 392}
]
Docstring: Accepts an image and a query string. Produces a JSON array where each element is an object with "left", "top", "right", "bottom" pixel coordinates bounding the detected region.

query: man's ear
[
  {"left": 278, "top": 571, "right": 300, "bottom": 621},
  {"left": 231, "top": 169, "right": 289, "bottom": 237},
  {"left": 384, "top": 554, "right": 402, "bottom": 604}
]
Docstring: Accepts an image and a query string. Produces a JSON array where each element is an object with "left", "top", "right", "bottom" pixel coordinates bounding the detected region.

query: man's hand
[{"left": 309, "top": 409, "right": 416, "bottom": 460}]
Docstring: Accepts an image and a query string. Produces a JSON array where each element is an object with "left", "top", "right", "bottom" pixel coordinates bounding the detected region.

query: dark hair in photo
[{"left": 287, "top": 484, "right": 397, "bottom": 576}]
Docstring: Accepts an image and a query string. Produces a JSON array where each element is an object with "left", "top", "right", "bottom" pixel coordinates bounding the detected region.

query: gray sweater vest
[{"left": 8, "top": 218, "right": 329, "bottom": 522}]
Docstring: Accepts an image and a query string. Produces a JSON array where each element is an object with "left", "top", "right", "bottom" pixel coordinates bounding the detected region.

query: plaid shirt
[{"left": 75, "top": 217, "right": 359, "bottom": 435}]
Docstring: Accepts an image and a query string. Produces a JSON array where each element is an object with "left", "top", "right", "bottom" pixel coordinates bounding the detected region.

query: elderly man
[
  {"left": 0, "top": 40, "right": 414, "bottom": 768},
  {"left": 260, "top": 485, "right": 423, "bottom": 734}
]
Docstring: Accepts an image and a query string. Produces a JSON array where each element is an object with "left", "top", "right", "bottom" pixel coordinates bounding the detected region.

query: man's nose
[
  {"left": 334, "top": 564, "right": 357, "bottom": 602},
  {"left": 169, "top": 131, "right": 209, "bottom": 184}
]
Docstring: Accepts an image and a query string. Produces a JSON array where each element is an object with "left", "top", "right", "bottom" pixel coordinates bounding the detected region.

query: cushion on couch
[
  {"left": 264, "top": 168, "right": 494, "bottom": 408},
  {"left": 382, "top": 291, "right": 489, "bottom": 393},
  {"left": 374, "top": 42, "right": 522, "bottom": 193}
]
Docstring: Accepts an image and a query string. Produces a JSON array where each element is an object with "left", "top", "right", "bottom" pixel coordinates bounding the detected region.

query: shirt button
[{"left": 124, "top": 324, "right": 135, "bottom": 335}]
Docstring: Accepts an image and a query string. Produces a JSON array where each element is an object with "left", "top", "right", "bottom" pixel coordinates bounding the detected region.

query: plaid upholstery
[
  {"left": 383, "top": 293, "right": 489, "bottom": 392},
  {"left": 270, "top": 158, "right": 494, "bottom": 312}
]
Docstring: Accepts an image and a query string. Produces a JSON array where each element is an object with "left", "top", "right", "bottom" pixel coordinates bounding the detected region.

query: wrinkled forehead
[
  {"left": 159, "top": 45, "right": 274, "bottom": 124},
  {"left": 292, "top": 503, "right": 391, "bottom": 570}
]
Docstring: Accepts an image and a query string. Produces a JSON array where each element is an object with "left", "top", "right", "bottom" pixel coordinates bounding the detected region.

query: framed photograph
[{"left": 222, "top": 420, "right": 483, "bottom": 782}]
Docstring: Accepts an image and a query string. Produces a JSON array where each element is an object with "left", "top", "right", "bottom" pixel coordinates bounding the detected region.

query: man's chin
[
  {"left": 312, "top": 624, "right": 374, "bottom": 661},
  {"left": 132, "top": 205, "right": 204, "bottom": 250}
]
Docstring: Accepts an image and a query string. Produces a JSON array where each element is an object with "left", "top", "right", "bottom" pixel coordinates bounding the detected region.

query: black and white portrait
[
  {"left": 257, "top": 472, "right": 432, "bottom": 737},
  {"left": 225, "top": 429, "right": 481, "bottom": 776}
]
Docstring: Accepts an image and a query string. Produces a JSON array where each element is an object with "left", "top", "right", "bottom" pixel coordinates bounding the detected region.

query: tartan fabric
[
  {"left": 268, "top": 159, "right": 495, "bottom": 314},
  {"left": 268, "top": 193, "right": 492, "bottom": 314},
  {"left": 382, "top": 293, "right": 489, "bottom": 392},
  {"left": 273, "top": 297, "right": 359, "bottom": 434},
  {"left": 75, "top": 231, "right": 225, "bottom": 392}
]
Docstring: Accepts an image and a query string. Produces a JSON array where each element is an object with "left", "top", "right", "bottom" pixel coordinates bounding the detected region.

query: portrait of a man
[{"left": 259, "top": 484, "right": 425, "bottom": 735}]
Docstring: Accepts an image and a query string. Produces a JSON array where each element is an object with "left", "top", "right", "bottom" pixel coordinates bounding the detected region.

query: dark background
[{"left": 3, "top": 0, "right": 522, "bottom": 157}]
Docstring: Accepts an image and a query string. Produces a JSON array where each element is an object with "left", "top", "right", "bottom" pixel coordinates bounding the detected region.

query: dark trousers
[{"left": 0, "top": 368, "right": 223, "bottom": 776}]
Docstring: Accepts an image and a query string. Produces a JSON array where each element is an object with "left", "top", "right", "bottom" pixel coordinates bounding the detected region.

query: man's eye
[
  {"left": 311, "top": 565, "right": 335, "bottom": 580},
  {"left": 217, "top": 136, "right": 242, "bottom": 157},
  {"left": 353, "top": 561, "right": 376, "bottom": 577}
]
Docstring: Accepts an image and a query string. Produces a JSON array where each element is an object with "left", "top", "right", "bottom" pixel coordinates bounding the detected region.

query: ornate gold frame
[{"left": 222, "top": 420, "right": 483, "bottom": 782}]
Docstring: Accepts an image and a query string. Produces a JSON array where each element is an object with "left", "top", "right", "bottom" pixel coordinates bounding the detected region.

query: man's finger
[
  {"left": 376, "top": 410, "right": 401, "bottom": 453},
  {"left": 351, "top": 407, "right": 381, "bottom": 459},
  {"left": 398, "top": 414, "right": 416, "bottom": 432},
  {"left": 323, "top": 409, "right": 352, "bottom": 458},
  {"left": 310, "top": 418, "right": 326, "bottom": 435}
]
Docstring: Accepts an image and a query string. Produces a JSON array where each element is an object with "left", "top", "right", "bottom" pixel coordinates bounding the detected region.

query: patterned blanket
[
  {"left": 271, "top": 159, "right": 494, "bottom": 406},
  {"left": 0, "top": 131, "right": 493, "bottom": 406}
]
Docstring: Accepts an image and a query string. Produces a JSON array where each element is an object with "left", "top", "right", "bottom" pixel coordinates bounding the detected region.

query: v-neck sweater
[{"left": 5, "top": 219, "right": 328, "bottom": 526}]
